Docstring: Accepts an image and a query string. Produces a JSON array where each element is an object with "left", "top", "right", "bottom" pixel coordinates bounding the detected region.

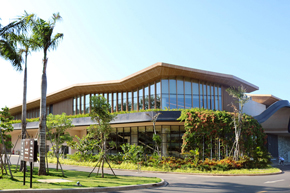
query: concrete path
[{"left": 8, "top": 155, "right": 290, "bottom": 193}]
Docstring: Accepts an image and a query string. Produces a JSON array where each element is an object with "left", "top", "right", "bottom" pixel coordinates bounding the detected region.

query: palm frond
[
  {"left": 0, "top": 40, "right": 22, "bottom": 70},
  {"left": 49, "top": 33, "right": 63, "bottom": 50}
]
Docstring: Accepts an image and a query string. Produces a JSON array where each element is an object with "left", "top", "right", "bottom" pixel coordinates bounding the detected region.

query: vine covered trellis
[{"left": 178, "top": 108, "right": 269, "bottom": 163}]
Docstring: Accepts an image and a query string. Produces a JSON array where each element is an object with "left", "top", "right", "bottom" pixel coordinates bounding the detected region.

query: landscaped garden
[{"left": 0, "top": 165, "right": 161, "bottom": 190}]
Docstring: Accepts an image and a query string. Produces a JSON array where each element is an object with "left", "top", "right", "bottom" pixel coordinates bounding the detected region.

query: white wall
[{"left": 243, "top": 100, "right": 266, "bottom": 116}]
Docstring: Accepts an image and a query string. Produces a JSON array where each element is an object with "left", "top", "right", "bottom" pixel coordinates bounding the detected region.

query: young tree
[
  {"left": 146, "top": 112, "right": 162, "bottom": 159},
  {"left": 88, "top": 95, "right": 116, "bottom": 178},
  {"left": 0, "top": 107, "right": 14, "bottom": 178},
  {"left": 30, "top": 13, "right": 63, "bottom": 175},
  {"left": 46, "top": 113, "right": 74, "bottom": 176},
  {"left": 226, "top": 86, "right": 249, "bottom": 161}
]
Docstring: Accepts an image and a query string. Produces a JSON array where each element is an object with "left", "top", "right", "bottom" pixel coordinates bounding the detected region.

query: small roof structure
[{"left": 248, "top": 94, "right": 282, "bottom": 107}]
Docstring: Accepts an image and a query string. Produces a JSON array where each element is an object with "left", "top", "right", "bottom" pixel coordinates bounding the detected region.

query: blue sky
[{"left": 1, "top": 0, "right": 290, "bottom": 109}]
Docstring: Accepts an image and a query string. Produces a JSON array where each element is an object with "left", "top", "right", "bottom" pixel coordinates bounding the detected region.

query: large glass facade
[
  {"left": 107, "top": 125, "right": 185, "bottom": 157},
  {"left": 71, "top": 77, "right": 223, "bottom": 114}
]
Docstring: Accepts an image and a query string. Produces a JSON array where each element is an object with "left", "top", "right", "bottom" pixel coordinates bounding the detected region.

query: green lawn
[
  {"left": 0, "top": 165, "right": 161, "bottom": 190},
  {"left": 48, "top": 157, "right": 281, "bottom": 175}
]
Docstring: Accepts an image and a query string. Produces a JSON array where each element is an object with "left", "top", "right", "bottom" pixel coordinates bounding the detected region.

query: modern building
[{"left": 7, "top": 62, "right": 290, "bottom": 161}]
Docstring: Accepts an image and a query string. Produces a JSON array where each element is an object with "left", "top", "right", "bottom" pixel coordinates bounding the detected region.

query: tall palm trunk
[
  {"left": 20, "top": 51, "right": 28, "bottom": 171},
  {"left": 38, "top": 50, "right": 47, "bottom": 175}
]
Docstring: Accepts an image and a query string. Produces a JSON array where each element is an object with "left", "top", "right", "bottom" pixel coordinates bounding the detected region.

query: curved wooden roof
[{"left": 9, "top": 62, "right": 258, "bottom": 115}]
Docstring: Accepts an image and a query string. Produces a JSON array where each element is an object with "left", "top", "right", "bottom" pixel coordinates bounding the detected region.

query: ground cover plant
[
  {"left": 0, "top": 165, "right": 161, "bottom": 190},
  {"left": 47, "top": 156, "right": 280, "bottom": 175}
]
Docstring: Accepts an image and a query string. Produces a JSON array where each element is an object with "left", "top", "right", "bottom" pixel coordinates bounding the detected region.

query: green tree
[
  {"left": 30, "top": 13, "right": 63, "bottom": 175},
  {"left": 68, "top": 135, "right": 99, "bottom": 160},
  {"left": 88, "top": 95, "right": 116, "bottom": 178},
  {"left": 46, "top": 113, "right": 74, "bottom": 176},
  {"left": 0, "top": 107, "right": 14, "bottom": 178},
  {"left": 226, "top": 86, "right": 249, "bottom": 161}
]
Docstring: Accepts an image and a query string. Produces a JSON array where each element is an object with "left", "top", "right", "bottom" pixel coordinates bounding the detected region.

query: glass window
[
  {"left": 185, "top": 80, "right": 191, "bottom": 109},
  {"left": 207, "top": 85, "right": 211, "bottom": 110},
  {"left": 80, "top": 95, "right": 84, "bottom": 114},
  {"left": 73, "top": 97, "right": 76, "bottom": 115},
  {"left": 215, "top": 86, "right": 219, "bottom": 110},
  {"left": 150, "top": 82, "right": 155, "bottom": 109},
  {"left": 85, "top": 94, "right": 90, "bottom": 113},
  {"left": 156, "top": 81, "right": 161, "bottom": 109},
  {"left": 123, "top": 127, "right": 131, "bottom": 144},
  {"left": 219, "top": 86, "right": 222, "bottom": 110},
  {"left": 144, "top": 85, "right": 149, "bottom": 110},
  {"left": 192, "top": 81, "right": 199, "bottom": 108},
  {"left": 133, "top": 90, "right": 138, "bottom": 110},
  {"left": 138, "top": 126, "right": 146, "bottom": 147},
  {"left": 130, "top": 127, "right": 138, "bottom": 146},
  {"left": 139, "top": 87, "right": 143, "bottom": 110},
  {"left": 177, "top": 79, "right": 184, "bottom": 109},
  {"left": 76, "top": 96, "right": 80, "bottom": 114},
  {"left": 122, "top": 92, "right": 127, "bottom": 111},
  {"left": 203, "top": 84, "right": 207, "bottom": 109},
  {"left": 211, "top": 86, "right": 214, "bottom": 110},
  {"left": 161, "top": 79, "right": 169, "bottom": 109},
  {"left": 128, "top": 92, "right": 132, "bottom": 111},
  {"left": 113, "top": 93, "right": 117, "bottom": 112},
  {"left": 169, "top": 126, "right": 180, "bottom": 157},
  {"left": 118, "top": 92, "right": 122, "bottom": 112},
  {"left": 104, "top": 93, "right": 107, "bottom": 103},
  {"left": 108, "top": 93, "right": 112, "bottom": 113},
  {"left": 169, "top": 79, "right": 177, "bottom": 109}
]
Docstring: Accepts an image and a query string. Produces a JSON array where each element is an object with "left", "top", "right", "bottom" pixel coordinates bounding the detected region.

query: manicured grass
[
  {"left": 48, "top": 157, "right": 281, "bottom": 175},
  {"left": 0, "top": 165, "right": 161, "bottom": 190}
]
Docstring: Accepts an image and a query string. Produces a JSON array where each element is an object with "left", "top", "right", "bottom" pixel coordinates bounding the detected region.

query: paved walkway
[{"left": 8, "top": 155, "right": 290, "bottom": 193}]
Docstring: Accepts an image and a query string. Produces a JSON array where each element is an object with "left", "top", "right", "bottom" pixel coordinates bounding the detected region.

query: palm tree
[
  {"left": 9, "top": 33, "right": 35, "bottom": 172},
  {"left": 0, "top": 15, "right": 33, "bottom": 70},
  {"left": 31, "top": 13, "right": 63, "bottom": 175}
]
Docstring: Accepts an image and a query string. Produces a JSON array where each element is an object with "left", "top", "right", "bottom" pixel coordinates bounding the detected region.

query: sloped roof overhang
[
  {"left": 248, "top": 94, "right": 282, "bottom": 107},
  {"left": 9, "top": 62, "right": 258, "bottom": 115}
]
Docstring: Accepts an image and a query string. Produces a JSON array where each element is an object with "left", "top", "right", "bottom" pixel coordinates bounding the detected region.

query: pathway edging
[{"left": 0, "top": 179, "right": 166, "bottom": 193}]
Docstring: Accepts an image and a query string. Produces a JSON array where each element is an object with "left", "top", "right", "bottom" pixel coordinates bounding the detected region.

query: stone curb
[
  {"left": 0, "top": 179, "right": 166, "bottom": 193},
  {"left": 107, "top": 168, "right": 283, "bottom": 177}
]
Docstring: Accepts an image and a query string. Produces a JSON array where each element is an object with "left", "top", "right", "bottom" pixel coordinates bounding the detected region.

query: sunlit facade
[
  {"left": 9, "top": 62, "right": 261, "bottom": 157},
  {"left": 72, "top": 78, "right": 222, "bottom": 115}
]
